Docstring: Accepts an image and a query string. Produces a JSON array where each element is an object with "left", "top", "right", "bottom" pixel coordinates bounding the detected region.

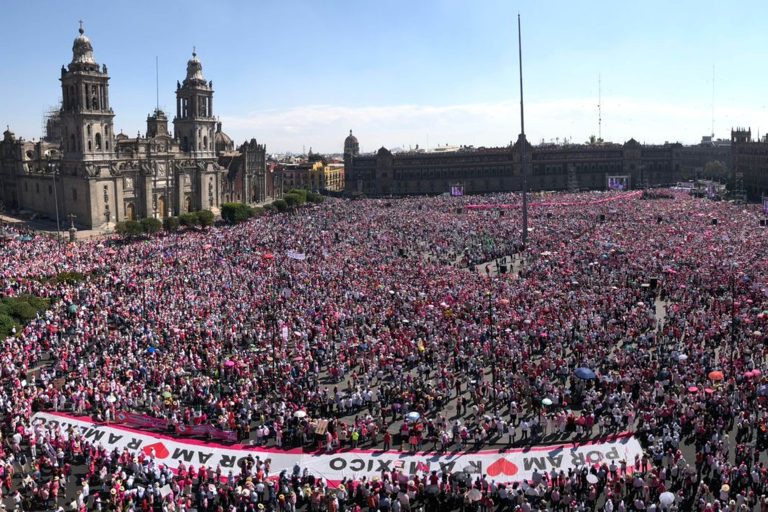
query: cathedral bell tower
[
  {"left": 173, "top": 50, "right": 216, "bottom": 158},
  {"left": 59, "top": 22, "right": 115, "bottom": 161}
]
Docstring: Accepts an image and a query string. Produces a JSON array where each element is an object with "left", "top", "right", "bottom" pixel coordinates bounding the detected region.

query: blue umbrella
[
  {"left": 146, "top": 347, "right": 157, "bottom": 355},
  {"left": 574, "top": 367, "right": 597, "bottom": 380},
  {"left": 405, "top": 411, "right": 421, "bottom": 422},
  {"left": 758, "top": 385, "right": 768, "bottom": 397}
]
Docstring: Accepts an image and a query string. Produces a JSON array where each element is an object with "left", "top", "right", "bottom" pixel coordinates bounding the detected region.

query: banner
[
  {"left": 115, "top": 411, "right": 169, "bottom": 430},
  {"left": 177, "top": 423, "right": 238, "bottom": 443},
  {"left": 286, "top": 250, "right": 307, "bottom": 261},
  {"left": 33, "top": 412, "right": 643, "bottom": 484}
]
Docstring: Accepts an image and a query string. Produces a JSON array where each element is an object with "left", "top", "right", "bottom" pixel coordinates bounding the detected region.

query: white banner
[{"left": 33, "top": 412, "right": 642, "bottom": 483}]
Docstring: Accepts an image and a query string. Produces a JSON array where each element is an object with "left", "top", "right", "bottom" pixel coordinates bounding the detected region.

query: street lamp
[{"left": 46, "top": 155, "right": 62, "bottom": 243}]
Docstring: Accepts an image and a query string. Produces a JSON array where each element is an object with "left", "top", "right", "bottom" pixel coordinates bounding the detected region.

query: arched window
[
  {"left": 203, "top": 136, "right": 208, "bottom": 150},
  {"left": 88, "top": 140, "right": 92, "bottom": 151},
  {"left": 87, "top": 125, "right": 91, "bottom": 136},
  {"left": 70, "top": 134, "right": 75, "bottom": 151},
  {"left": 182, "top": 136, "right": 189, "bottom": 152},
  {"left": 95, "top": 133, "right": 102, "bottom": 150}
]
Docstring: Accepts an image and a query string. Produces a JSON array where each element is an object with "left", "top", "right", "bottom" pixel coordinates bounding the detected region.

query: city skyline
[{"left": 1, "top": 0, "right": 767, "bottom": 153}]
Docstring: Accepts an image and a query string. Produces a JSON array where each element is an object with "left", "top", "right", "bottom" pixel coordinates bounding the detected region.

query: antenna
[
  {"left": 598, "top": 73, "right": 602, "bottom": 141},
  {"left": 155, "top": 56, "right": 159, "bottom": 113}
]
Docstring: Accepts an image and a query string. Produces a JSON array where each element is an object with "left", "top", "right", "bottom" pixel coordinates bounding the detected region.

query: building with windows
[
  {"left": 0, "top": 24, "right": 229, "bottom": 228},
  {"left": 344, "top": 133, "right": 687, "bottom": 196}
]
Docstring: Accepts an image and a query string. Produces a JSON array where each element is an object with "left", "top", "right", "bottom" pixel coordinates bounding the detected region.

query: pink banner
[
  {"left": 177, "top": 423, "right": 238, "bottom": 443},
  {"left": 115, "top": 411, "right": 169, "bottom": 430},
  {"left": 466, "top": 191, "right": 642, "bottom": 211}
]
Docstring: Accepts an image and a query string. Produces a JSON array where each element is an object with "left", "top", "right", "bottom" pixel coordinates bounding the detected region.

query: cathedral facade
[{"left": 0, "top": 24, "right": 227, "bottom": 229}]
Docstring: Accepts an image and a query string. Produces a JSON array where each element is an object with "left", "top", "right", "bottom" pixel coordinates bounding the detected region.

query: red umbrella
[
  {"left": 687, "top": 386, "right": 698, "bottom": 393},
  {"left": 262, "top": 253, "right": 275, "bottom": 260},
  {"left": 704, "top": 388, "right": 714, "bottom": 394},
  {"left": 708, "top": 371, "right": 724, "bottom": 381}
]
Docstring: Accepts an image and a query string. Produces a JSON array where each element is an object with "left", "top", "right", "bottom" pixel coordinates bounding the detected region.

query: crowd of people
[{"left": 0, "top": 189, "right": 767, "bottom": 511}]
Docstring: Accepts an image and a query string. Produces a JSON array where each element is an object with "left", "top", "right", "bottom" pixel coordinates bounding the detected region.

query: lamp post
[{"left": 46, "top": 156, "right": 62, "bottom": 243}]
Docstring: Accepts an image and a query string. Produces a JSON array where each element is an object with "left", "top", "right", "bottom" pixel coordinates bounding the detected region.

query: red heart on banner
[
  {"left": 486, "top": 457, "right": 519, "bottom": 477},
  {"left": 142, "top": 442, "right": 170, "bottom": 459}
]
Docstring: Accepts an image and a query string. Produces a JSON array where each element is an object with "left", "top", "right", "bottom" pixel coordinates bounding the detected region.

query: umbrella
[
  {"left": 677, "top": 354, "right": 688, "bottom": 362},
  {"left": 758, "top": 385, "right": 768, "bottom": 397},
  {"left": 262, "top": 253, "right": 274, "bottom": 260},
  {"left": 452, "top": 472, "right": 470, "bottom": 486},
  {"left": 162, "top": 391, "right": 172, "bottom": 399},
  {"left": 293, "top": 410, "right": 307, "bottom": 419},
  {"left": 704, "top": 388, "right": 715, "bottom": 394},
  {"left": 424, "top": 485, "right": 440, "bottom": 496},
  {"left": 146, "top": 347, "right": 157, "bottom": 355},
  {"left": 656, "top": 369, "right": 670, "bottom": 381},
  {"left": 753, "top": 369, "right": 762, "bottom": 376},
  {"left": 107, "top": 395, "right": 117, "bottom": 403},
  {"left": 224, "top": 360, "right": 235, "bottom": 368},
  {"left": 541, "top": 398, "right": 553, "bottom": 406},
  {"left": 467, "top": 489, "right": 482, "bottom": 502},
  {"left": 574, "top": 367, "right": 596, "bottom": 380},
  {"left": 405, "top": 411, "right": 421, "bottom": 422},
  {"left": 708, "top": 370, "right": 724, "bottom": 381},
  {"left": 687, "top": 386, "right": 698, "bottom": 393},
  {"left": 721, "top": 484, "right": 730, "bottom": 493},
  {"left": 659, "top": 491, "right": 675, "bottom": 507},
  {"left": 462, "top": 465, "right": 477, "bottom": 474},
  {"left": 586, "top": 474, "right": 599, "bottom": 484}
]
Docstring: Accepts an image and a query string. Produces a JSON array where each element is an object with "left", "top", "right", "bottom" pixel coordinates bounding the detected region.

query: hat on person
[{"left": 257, "top": 504, "right": 264, "bottom": 510}]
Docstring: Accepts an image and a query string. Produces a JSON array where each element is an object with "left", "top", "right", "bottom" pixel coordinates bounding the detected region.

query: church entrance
[
  {"left": 125, "top": 202, "right": 136, "bottom": 221},
  {"left": 184, "top": 195, "right": 192, "bottom": 213},
  {"left": 157, "top": 196, "right": 166, "bottom": 218}
]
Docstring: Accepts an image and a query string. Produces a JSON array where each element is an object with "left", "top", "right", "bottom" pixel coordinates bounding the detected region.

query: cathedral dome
[
  {"left": 214, "top": 122, "right": 233, "bottom": 153},
  {"left": 344, "top": 129, "right": 359, "bottom": 156},
  {"left": 71, "top": 23, "right": 96, "bottom": 65},
  {"left": 186, "top": 51, "right": 205, "bottom": 82}
]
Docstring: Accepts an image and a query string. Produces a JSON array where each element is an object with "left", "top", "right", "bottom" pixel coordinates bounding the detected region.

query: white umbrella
[
  {"left": 107, "top": 395, "right": 117, "bottom": 403},
  {"left": 406, "top": 411, "right": 421, "bottom": 422},
  {"left": 659, "top": 491, "right": 675, "bottom": 507},
  {"left": 586, "top": 474, "right": 598, "bottom": 484},
  {"left": 541, "top": 398, "right": 553, "bottom": 406},
  {"left": 467, "top": 489, "right": 482, "bottom": 502},
  {"left": 677, "top": 354, "right": 688, "bottom": 362},
  {"left": 293, "top": 410, "right": 307, "bottom": 419}
]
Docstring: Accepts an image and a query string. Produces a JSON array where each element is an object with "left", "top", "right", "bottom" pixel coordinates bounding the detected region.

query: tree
[
  {"left": 221, "top": 202, "right": 252, "bottom": 224},
  {"left": 283, "top": 193, "right": 302, "bottom": 208},
  {"left": 141, "top": 217, "right": 162, "bottom": 234},
  {"left": 250, "top": 206, "right": 266, "bottom": 217},
  {"left": 163, "top": 216, "right": 180, "bottom": 232},
  {"left": 179, "top": 212, "right": 197, "bottom": 227},
  {"left": 288, "top": 189, "right": 308, "bottom": 203},
  {"left": 196, "top": 209, "right": 215, "bottom": 227},
  {"left": 272, "top": 199, "right": 288, "bottom": 212},
  {"left": 307, "top": 191, "right": 325, "bottom": 204},
  {"left": 263, "top": 203, "right": 276, "bottom": 212},
  {"left": 115, "top": 220, "right": 143, "bottom": 237},
  {"left": 703, "top": 160, "right": 728, "bottom": 181}
]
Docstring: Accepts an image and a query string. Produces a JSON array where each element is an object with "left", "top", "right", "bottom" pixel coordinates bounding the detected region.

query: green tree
[
  {"left": 703, "top": 160, "right": 728, "bottom": 181},
  {"left": 288, "top": 189, "right": 308, "bottom": 203},
  {"left": 263, "top": 203, "right": 276, "bottom": 212},
  {"left": 283, "top": 193, "right": 302, "bottom": 208},
  {"left": 196, "top": 209, "right": 215, "bottom": 227},
  {"left": 163, "top": 216, "right": 180, "bottom": 232},
  {"left": 179, "top": 212, "right": 197, "bottom": 227},
  {"left": 272, "top": 199, "right": 288, "bottom": 212},
  {"left": 115, "top": 220, "right": 143, "bottom": 237},
  {"left": 141, "top": 217, "right": 162, "bottom": 234},
  {"left": 221, "top": 202, "right": 252, "bottom": 224}
]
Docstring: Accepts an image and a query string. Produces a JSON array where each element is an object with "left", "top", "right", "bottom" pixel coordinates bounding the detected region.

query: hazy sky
[{"left": 1, "top": 0, "right": 766, "bottom": 153}]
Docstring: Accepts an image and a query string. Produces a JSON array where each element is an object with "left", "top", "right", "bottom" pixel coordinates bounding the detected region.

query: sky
[{"left": 1, "top": 0, "right": 767, "bottom": 154}]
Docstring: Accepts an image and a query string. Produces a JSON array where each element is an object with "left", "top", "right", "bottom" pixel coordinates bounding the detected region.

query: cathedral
[{"left": 0, "top": 24, "right": 231, "bottom": 229}]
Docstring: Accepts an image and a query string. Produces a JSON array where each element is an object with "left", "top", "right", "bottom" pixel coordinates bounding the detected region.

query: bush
[
  {"left": 163, "top": 216, "right": 180, "bottom": 232},
  {"left": 251, "top": 207, "right": 266, "bottom": 218},
  {"left": 307, "top": 191, "right": 325, "bottom": 204},
  {"left": 263, "top": 203, "right": 276, "bottom": 212},
  {"left": 221, "top": 202, "right": 252, "bottom": 224},
  {"left": 141, "top": 217, "right": 162, "bottom": 234},
  {"left": 179, "top": 212, "right": 197, "bottom": 227},
  {"left": 115, "top": 220, "right": 143, "bottom": 237},
  {"left": 283, "top": 193, "right": 302, "bottom": 208},
  {"left": 288, "top": 189, "right": 308, "bottom": 203},
  {"left": 272, "top": 199, "right": 288, "bottom": 212},
  {"left": 196, "top": 209, "right": 215, "bottom": 227},
  {"left": 0, "top": 295, "right": 51, "bottom": 340}
]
